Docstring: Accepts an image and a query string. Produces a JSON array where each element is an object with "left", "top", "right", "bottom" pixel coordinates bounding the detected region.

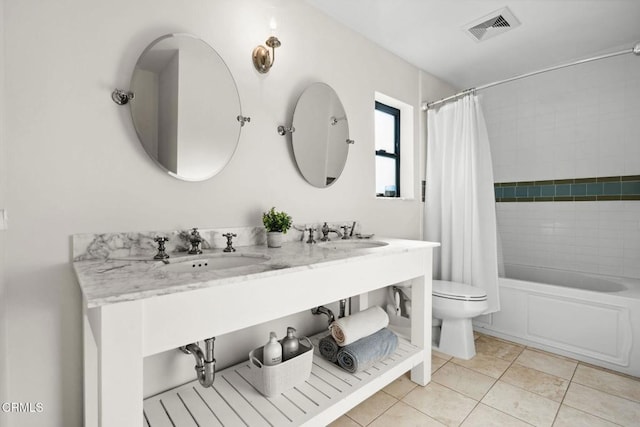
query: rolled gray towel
[
  {"left": 319, "top": 334, "right": 339, "bottom": 363},
  {"left": 336, "top": 328, "right": 398, "bottom": 373}
]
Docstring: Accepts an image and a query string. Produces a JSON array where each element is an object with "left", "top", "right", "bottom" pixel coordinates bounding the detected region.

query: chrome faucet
[
  {"left": 340, "top": 225, "right": 351, "bottom": 239},
  {"left": 320, "top": 222, "right": 342, "bottom": 241},
  {"left": 188, "top": 228, "right": 203, "bottom": 254}
]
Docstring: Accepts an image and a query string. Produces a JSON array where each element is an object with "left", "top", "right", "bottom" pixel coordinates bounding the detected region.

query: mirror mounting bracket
[
  {"left": 111, "top": 89, "right": 134, "bottom": 105},
  {"left": 277, "top": 125, "right": 295, "bottom": 136},
  {"left": 237, "top": 115, "right": 251, "bottom": 127}
]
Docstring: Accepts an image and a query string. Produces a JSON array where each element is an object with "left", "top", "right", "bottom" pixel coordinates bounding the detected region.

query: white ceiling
[{"left": 304, "top": 0, "right": 640, "bottom": 90}]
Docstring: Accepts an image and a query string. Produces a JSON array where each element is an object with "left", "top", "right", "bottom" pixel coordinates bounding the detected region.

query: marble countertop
[{"left": 74, "top": 238, "right": 439, "bottom": 308}]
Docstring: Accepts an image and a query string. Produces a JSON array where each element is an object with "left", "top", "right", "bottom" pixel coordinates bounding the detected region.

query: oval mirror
[
  {"left": 291, "top": 83, "right": 350, "bottom": 187},
  {"left": 129, "top": 34, "right": 242, "bottom": 181}
]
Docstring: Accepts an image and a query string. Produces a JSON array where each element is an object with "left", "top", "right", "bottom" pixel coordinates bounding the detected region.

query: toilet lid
[{"left": 432, "top": 280, "right": 488, "bottom": 301}]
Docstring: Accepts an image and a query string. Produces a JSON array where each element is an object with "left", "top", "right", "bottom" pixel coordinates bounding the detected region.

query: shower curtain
[{"left": 425, "top": 94, "right": 500, "bottom": 313}]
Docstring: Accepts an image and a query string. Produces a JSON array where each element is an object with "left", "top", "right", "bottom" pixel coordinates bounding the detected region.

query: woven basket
[{"left": 247, "top": 337, "right": 313, "bottom": 397}]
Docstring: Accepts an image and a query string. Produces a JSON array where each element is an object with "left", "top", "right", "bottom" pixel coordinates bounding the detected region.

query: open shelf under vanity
[
  {"left": 144, "top": 333, "right": 422, "bottom": 427},
  {"left": 75, "top": 236, "right": 437, "bottom": 426}
]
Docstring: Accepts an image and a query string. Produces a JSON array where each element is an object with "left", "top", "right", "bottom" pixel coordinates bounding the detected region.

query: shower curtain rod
[{"left": 423, "top": 42, "right": 640, "bottom": 111}]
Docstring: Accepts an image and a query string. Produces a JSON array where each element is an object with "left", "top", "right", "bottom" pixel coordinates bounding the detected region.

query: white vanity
[{"left": 74, "top": 230, "right": 437, "bottom": 426}]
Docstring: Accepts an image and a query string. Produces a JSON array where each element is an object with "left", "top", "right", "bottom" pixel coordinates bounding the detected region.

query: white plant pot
[{"left": 267, "top": 232, "right": 283, "bottom": 248}]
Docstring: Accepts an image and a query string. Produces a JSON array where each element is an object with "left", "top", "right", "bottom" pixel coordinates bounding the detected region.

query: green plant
[{"left": 262, "top": 207, "right": 292, "bottom": 234}]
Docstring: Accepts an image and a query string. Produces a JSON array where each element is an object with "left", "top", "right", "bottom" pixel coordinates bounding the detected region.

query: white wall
[
  {"left": 483, "top": 52, "right": 640, "bottom": 279},
  {"left": 0, "top": 0, "right": 8, "bottom": 419},
  {"left": 2, "top": 0, "right": 453, "bottom": 425}
]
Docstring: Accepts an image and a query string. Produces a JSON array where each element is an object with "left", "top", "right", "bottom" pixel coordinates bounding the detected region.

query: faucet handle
[
  {"left": 222, "top": 233, "right": 237, "bottom": 252},
  {"left": 340, "top": 225, "right": 351, "bottom": 239},
  {"left": 306, "top": 227, "right": 317, "bottom": 244},
  {"left": 154, "top": 236, "right": 170, "bottom": 260},
  {"left": 188, "top": 228, "right": 203, "bottom": 254},
  {"left": 321, "top": 222, "right": 331, "bottom": 241}
]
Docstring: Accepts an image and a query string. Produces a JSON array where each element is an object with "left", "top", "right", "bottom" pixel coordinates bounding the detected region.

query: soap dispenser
[
  {"left": 281, "top": 327, "right": 299, "bottom": 361},
  {"left": 263, "top": 332, "right": 282, "bottom": 366}
]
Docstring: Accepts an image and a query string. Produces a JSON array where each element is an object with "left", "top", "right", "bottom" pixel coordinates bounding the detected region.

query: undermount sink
[
  {"left": 317, "top": 240, "right": 389, "bottom": 250},
  {"left": 160, "top": 253, "right": 270, "bottom": 273}
]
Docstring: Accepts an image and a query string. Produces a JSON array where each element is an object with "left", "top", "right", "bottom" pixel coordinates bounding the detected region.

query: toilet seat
[{"left": 432, "top": 280, "right": 487, "bottom": 302}]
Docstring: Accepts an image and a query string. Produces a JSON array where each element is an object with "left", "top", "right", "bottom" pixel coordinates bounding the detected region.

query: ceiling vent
[{"left": 464, "top": 7, "right": 520, "bottom": 42}]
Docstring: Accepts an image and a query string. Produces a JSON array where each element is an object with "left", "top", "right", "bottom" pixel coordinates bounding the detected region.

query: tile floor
[{"left": 328, "top": 333, "right": 640, "bottom": 427}]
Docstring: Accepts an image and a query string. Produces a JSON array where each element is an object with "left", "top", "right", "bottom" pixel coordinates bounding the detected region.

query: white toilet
[{"left": 432, "top": 280, "right": 488, "bottom": 360}]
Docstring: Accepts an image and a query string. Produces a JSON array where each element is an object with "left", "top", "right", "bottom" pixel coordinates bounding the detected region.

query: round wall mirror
[
  {"left": 291, "top": 83, "right": 350, "bottom": 187},
  {"left": 129, "top": 34, "right": 242, "bottom": 181}
]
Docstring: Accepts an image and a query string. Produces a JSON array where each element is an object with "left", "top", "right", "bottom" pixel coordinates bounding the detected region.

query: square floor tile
[
  {"left": 553, "top": 405, "right": 620, "bottom": 427},
  {"left": 572, "top": 364, "right": 640, "bottom": 403},
  {"left": 402, "top": 382, "right": 478, "bottom": 426},
  {"left": 368, "top": 401, "right": 445, "bottom": 427},
  {"left": 501, "top": 364, "right": 569, "bottom": 402},
  {"left": 432, "top": 354, "right": 448, "bottom": 373},
  {"left": 383, "top": 371, "right": 417, "bottom": 399},
  {"left": 452, "top": 353, "right": 511, "bottom": 378},
  {"left": 563, "top": 382, "right": 640, "bottom": 426},
  {"left": 328, "top": 415, "right": 361, "bottom": 427},
  {"left": 432, "top": 362, "right": 496, "bottom": 400},
  {"left": 461, "top": 403, "right": 531, "bottom": 427},
  {"left": 514, "top": 348, "right": 577, "bottom": 380},
  {"left": 345, "top": 391, "right": 397, "bottom": 426},
  {"left": 474, "top": 335, "right": 524, "bottom": 362},
  {"left": 432, "top": 349, "right": 453, "bottom": 360},
  {"left": 481, "top": 381, "right": 560, "bottom": 427}
]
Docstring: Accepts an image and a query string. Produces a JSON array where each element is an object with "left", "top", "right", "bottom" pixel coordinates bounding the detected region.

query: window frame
[{"left": 375, "top": 101, "right": 401, "bottom": 197}]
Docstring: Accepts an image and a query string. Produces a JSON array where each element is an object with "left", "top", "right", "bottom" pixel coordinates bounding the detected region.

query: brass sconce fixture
[{"left": 252, "top": 36, "right": 281, "bottom": 73}]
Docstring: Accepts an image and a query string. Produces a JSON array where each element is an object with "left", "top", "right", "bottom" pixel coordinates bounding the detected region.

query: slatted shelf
[{"left": 144, "top": 333, "right": 424, "bottom": 426}]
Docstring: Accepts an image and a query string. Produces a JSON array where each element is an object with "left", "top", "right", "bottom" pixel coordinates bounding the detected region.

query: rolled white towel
[{"left": 329, "top": 306, "right": 389, "bottom": 346}]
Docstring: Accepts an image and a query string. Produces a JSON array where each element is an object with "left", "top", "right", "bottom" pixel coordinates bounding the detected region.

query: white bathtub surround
[
  {"left": 484, "top": 51, "right": 640, "bottom": 279},
  {"left": 426, "top": 95, "right": 500, "bottom": 313},
  {"left": 475, "top": 265, "right": 640, "bottom": 377},
  {"left": 497, "top": 201, "right": 640, "bottom": 280},
  {"left": 74, "top": 235, "right": 437, "bottom": 425},
  {"left": 484, "top": 53, "right": 640, "bottom": 184}
]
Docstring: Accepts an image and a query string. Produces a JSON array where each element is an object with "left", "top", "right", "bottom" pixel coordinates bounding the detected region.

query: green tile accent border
[{"left": 495, "top": 175, "right": 640, "bottom": 203}]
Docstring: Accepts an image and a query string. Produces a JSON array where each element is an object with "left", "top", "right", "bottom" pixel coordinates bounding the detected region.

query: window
[{"left": 375, "top": 101, "right": 401, "bottom": 197}]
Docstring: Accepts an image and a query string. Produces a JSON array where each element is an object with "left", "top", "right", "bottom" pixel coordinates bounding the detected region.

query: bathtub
[{"left": 474, "top": 264, "right": 640, "bottom": 377}]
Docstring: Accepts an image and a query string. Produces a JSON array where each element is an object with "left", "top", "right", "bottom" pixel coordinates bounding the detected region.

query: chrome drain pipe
[
  {"left": 339, "top": 298, "right": 350, "bottom": 318},
  {"left": 180, "top": 337, "right": 216, "bottom": 388},
  {"left": 311, "top": 305, "right": 335, "bottom": 326}
]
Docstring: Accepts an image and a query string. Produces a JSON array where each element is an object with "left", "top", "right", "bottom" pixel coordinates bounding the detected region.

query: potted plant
[{"left": 262, "top": 207, "right": 292, "bottom": 248}]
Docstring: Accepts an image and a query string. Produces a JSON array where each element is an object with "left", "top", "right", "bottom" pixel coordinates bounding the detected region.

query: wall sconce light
[{"left": 252, "top": 35, "right": 281, "bottom": 73}]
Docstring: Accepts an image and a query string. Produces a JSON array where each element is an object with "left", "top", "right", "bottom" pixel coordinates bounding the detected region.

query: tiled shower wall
[
  {"left": 482, "top": 52, "right": 640, "bottom": 279},
  {"left": 497, "top": 201, "right": 640, "bottom": 279}
]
